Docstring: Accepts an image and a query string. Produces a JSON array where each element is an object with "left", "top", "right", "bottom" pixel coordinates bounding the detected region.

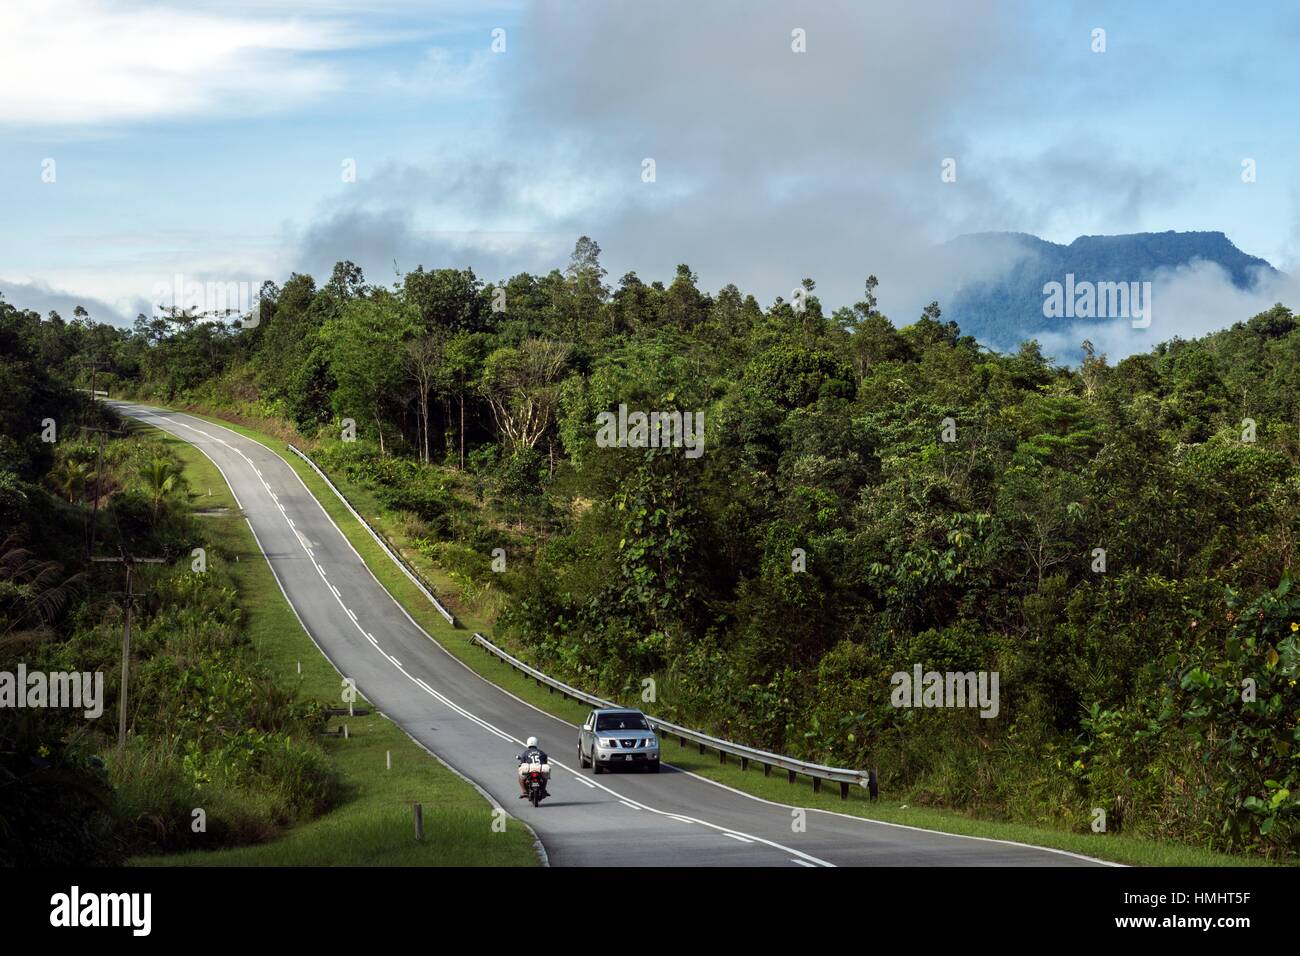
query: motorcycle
[{"left": 524, "top": 764, "right": 549, "bottom": 806}]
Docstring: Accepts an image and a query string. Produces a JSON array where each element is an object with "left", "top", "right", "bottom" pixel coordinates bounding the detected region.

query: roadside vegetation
[
  {"left": 0, "top": 299, "right": 537, "bottom": 866},
  {"left": 7, "top": 241, "right": 1300, "bottom": 862}
]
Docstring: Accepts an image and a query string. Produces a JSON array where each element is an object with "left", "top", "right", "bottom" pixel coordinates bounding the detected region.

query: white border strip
[{"left": 284, "top": 443, "right": 458, "bottom": 627}]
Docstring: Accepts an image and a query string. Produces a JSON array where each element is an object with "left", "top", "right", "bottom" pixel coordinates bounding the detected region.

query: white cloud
[
  {"left": 289, "top": 0, "right": 1044, "bottom": 313},
  {"left": 0, "top": 0, "right": 396, "bottom": 125},
  {"left": 1037, "top": 260, "right": 1300, "bottom": 363}
]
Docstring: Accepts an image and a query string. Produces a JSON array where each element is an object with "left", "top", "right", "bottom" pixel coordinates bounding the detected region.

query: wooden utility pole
[
  {"left": 76, "top": 357, "right": 107, "bottom": 408},
  {"left": 92, "top": 551, "right": 168, "bottom": 749}
]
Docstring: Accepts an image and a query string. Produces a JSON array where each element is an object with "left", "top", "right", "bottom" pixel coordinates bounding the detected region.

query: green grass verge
[
  {"left": 151, "top": 405, "right": 1275, "bottom": 868},
  {"left": 129, "top": 423, "right": 539, "bottom": 866}
]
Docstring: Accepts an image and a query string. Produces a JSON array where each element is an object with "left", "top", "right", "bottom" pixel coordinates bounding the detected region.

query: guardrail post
[
  {"left": 740, "top": 756, "right": 749, "bottom": 772},
  {"left": 413, "top": 803, "right": 424, "bottom": 842},
  {"left": 839, "top": 781, "right": 849, "bottom": 800},
  {"left": 699, "top": 742, "right": 706, "bottom": 755},
  {"left": 679, "top": 735, "right": 686, "bottom": 747},
  {"left": 787, "top": 770, "right": 796, "bottom": 784},
  {"left": 719, "top": 751, "right": 726, "bottom": 765},
  {"left": 812, "top": 777, "right": 822, "bottom": 794},
  {"left": 763, "top": 763, "right": 771, "bottom": 777}
]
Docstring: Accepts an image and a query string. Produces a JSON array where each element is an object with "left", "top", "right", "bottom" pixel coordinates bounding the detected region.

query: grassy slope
[
  {"left": 130, "top": 423, "right": 538, "bottom": 866},
  {"left": 158, "top": 404, "right": 1272, "bottom": 867}
]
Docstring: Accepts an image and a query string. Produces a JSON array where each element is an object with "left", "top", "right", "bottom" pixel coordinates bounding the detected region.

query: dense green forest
[{"left": 4, "top": 236, "right": 1299, "bottom": 859}]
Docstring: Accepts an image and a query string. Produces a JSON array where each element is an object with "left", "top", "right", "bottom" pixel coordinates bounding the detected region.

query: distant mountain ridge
[{"left": 942, "top": 230, "right": 1277, "bottom": 349}]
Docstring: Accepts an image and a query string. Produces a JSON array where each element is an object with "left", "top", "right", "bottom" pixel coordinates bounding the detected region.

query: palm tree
[
  {"left": 49, "top": 458, "right": 91, "bottom": 504},
  {"left": 139, "top": 458, "right": 184, "bottom": 526}
]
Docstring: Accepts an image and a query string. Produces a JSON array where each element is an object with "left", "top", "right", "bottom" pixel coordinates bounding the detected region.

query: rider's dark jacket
[{"left": 517, "top": 745, "right": 549, "bottom": 765}]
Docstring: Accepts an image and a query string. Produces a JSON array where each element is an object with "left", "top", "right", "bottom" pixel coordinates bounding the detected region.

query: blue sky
[{"left": 2, "top": 0, "right": 1298, "bottom": 344}]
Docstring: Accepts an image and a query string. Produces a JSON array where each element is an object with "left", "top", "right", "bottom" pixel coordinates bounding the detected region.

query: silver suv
[{"left": 578, "top": 708, "right": 661, "bottom": 774}]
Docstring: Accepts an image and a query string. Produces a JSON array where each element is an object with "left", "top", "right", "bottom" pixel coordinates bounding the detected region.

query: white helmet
[{"left": 526, "top": 736, "right": 538, "bottom": 748}]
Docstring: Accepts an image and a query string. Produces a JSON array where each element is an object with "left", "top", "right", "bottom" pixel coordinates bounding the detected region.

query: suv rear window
[{"left": 596, "top": 713, "right": 650, "bottom": 731}]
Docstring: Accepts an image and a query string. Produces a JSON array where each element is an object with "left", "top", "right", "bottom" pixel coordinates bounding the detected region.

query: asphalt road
[{"left": 116, "top": 401, "right": 1115, "bottom": 868}]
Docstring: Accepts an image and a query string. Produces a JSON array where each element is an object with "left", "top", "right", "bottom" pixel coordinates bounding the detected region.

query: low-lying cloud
[
  {"left": 1037, "top": 260, "right": 1299, "bottom": 363},
  {"left": 12, "top": 0, "right": 1295, "bottom": 353},
  {"left": 290, "top": 0, "right": 1225, "bottom": 333},
  {"left": 0, "top": 277, "right": 131, "bottom": 324}
]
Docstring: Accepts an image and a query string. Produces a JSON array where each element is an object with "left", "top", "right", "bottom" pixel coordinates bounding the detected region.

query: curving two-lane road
[{"left": 117, "top": 400, "right": 1114, "bottom": 868}]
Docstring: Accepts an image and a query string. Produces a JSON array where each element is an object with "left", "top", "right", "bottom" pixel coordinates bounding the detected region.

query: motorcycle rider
[{"left": 517, "top": 736, "right": 551, "bottom": 798}]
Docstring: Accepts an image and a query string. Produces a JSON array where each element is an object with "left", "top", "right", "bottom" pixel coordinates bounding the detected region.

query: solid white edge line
[
  {"left": 224, "top": 454, "right": 1098, "bottom": 866},
  {"left": 119, "top": 407, "right": 554, "bottom": 864},
  {"left": 140, "top": 406, "right": 832, "bottom": 866}
]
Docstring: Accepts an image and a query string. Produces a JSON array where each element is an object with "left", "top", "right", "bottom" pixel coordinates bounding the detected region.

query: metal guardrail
[
  {"left": 286, "top": 443, "right": 459, "bottom": 628},
  {"left": 470, "top": 631, "right": 879, "bottom": 801},
  {"left": 283, "top": 445, "right": 879, "bottom": 801}
]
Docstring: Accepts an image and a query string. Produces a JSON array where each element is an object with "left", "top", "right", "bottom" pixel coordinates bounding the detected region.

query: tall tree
[
  {"left": 404, "top": 267, "right": 484, "bottom": 334},
  {"left": 445, "top": 332, "right": 485, "bottom": 470},
  {"left": 563, "top": 236, "right": 608, "bottom": 339},
  {"left": 405, "top": 331, "right": 447, "bottom": 464},
  {"left": 321, "top": 291, "right": 415, "bottom": 455},
  {"left": 480, "top": 339, "right": 572, "bottom": 451}
]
